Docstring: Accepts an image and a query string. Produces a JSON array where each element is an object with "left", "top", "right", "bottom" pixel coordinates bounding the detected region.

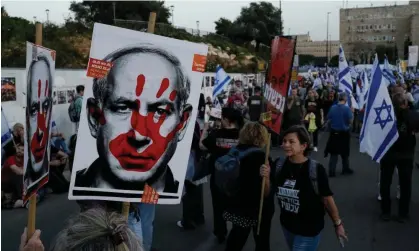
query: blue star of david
[{"left": 373, "top": 99, "right": 393, "bottom": 129}]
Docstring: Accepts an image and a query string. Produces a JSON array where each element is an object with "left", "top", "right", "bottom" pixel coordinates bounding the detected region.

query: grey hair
[
  {"left": 93, "top": 44, "right": 191, "bottom": 107},
  {"left": 338, "top": 92, "right": 347, "bottom": 101},
  {"left": 12, "top": 123, "right": 24, "bottom": 134},
  {"left": 50, "top": 207, "right": 143, "bottom": 251}
]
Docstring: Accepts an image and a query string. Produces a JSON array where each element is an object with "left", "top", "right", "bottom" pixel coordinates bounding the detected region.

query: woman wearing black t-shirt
[
  {"left": 260, "top": 125, "right": 347, "bottom": 251},
  {"left": 200, "top": 107, "right": 244, "bottom": 243}
]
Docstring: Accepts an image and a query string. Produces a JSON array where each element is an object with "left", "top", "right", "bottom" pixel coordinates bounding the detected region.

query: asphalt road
[{"left": 2, "top": 133, "right": 419, "bottom": 251}]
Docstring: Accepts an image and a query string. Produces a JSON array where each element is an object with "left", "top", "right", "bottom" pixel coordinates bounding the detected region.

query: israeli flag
[
  {"left": 312, "top": 77, "right": 322, "bottom": 90},
  {"left": 1, "top": 108, "right": 13, "bottom": 148},
  {"left": 338, "top": 45, "right": 353, "bottom": 94},
  {"left": 382, "top": 56, "right": 396, "bottom": 86},
  {"left": 360, "top": 54, "right": 399, "bottom": 163},
  {"left": 357, "top": 70, "right": 370, "bottom": 108},
  {"left": 213, "top": 65, "right": 231, "bottom": 98}
]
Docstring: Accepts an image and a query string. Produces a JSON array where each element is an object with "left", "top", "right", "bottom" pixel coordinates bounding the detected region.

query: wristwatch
[{"left": 334, "top": 219, "right": 343, "bottom": 227}]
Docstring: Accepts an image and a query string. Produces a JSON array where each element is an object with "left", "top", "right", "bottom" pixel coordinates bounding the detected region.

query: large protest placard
[
  {"left": 262, "top": 36, "right": 296, "bottom": 134},
  {"left": 23, "top": 42, "right": 56, "bottom": 202},
  {"left": 68, "top": 23, "right": 208, "bottom": 204}
]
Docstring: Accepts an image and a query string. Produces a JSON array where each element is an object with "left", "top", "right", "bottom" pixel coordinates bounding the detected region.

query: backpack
[
  {"left": 214, "top": 147, "right": 262, "bottom": 197},
  {"left": 276, "top": 157, "right": 321, "bottom": 195},
  {"left": 68, "top": 96, "right": 82, "bottom": 122}
]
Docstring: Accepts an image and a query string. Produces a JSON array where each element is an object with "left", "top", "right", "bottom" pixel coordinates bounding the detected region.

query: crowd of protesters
[{"left": 7, "top": 71, "right": 419, "bottom": 251}]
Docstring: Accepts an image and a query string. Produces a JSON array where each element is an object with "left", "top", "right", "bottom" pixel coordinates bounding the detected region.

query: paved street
[{"left": 2, "top": 133, "right": 419, "bottom": 251}]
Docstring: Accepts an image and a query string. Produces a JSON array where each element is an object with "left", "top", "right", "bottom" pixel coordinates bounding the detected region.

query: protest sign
[
  {"left": 23, "top": 42, "right": 56, "bottom": 202},
  {"left": 68, "top": 23, "right": 208, "bottom": 204},
  {"left": 262, "top": 36, "right": 296, "bottom": 134}
]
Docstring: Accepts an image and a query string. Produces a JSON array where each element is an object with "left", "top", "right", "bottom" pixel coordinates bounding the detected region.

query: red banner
[{"left": 262, "top": 36, "right": 296, "bottom": 134}]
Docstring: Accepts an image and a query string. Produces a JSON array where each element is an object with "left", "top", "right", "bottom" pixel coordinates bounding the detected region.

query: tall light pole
[
  {"left": 170, "top": 5, "right": 174, "bottom": 25},
  {"left": 112, "top": 2, "right": 116, "bottom": 24},
  {"left": 196, "top": 20, "right": 200, "bottom": 36},
  {"left": 326, "top": 12, "right": 331, "bottom": 64},
  {"left": 45, "top": 9, "right": 49, "bottom": 24},
  {"left": 329, "top": 34, "right": 332, "bottom": 60}
]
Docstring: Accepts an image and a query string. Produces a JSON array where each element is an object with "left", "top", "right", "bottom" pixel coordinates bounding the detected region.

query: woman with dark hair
[
  {"left": 199, "top": 107, "right": 243, "bottom": 243},
  {"left": 260, "top": 125, "right": 347, "bottom": 251}
]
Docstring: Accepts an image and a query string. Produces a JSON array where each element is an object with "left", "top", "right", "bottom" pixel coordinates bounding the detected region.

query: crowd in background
[{"left": 5, "top": 68, "right": 419, "bottom": 251}]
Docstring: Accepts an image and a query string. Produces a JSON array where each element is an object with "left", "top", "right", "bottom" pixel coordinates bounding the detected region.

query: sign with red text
[
  {"left": 23, "top": 42, "right": 56, "bottom": 203},
  {"left": 68, "top": 23, "right": 208, "bottom": 204},
  {"left": 86, "top": 58, "right": 113, "bottom": 78},
  {"left": 263, "top": 36, "right": 296, "bottom": 134}
]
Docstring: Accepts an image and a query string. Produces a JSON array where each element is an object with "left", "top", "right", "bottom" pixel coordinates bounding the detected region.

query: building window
[{"left": 370, "top": 25, "right": 373, "bottom": 29}]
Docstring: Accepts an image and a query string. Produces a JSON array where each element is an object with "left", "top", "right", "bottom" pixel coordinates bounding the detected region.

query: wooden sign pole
[
  {"left": 257, "top": 133, "right": 271, "bottom": 235},
  {"left": 27, "top": 22, "right": 43, "bottom": 240},
  {"left": 121, "top": 11, "right": 157, "bottom": 220}
]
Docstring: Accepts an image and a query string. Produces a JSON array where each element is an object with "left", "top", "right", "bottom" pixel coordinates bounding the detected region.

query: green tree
[
  {"left": 329, "top": 55, "right": 339, "bottom": 67},
  {"left": 1, "top": 7, "right": 35, "bottom": 67},
  {"left": 375, "top": 45, "right": 395, "bottom": 64},
  {"left": 69, "top": 1, "right": 171, "bottom": 28},
  {"left": 214, "top": 18, "right": 233, "bottom": 37},
  {"left": 214, "top": 1, "right": 283, "bottom": 51},
  {"left": 298, "top": 54, "right": 316, "bottom": 66}
]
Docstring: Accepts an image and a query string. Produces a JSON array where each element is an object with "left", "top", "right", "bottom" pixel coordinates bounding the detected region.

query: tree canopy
[
  {"left": 69, "top": 1, "right": 171, "bottom": 28},
  {"left": 214, "top": 1, "right": 283, "bottom": 51},
  {"left": 1, "top": 2, "right": 268, "bottom": 72}
]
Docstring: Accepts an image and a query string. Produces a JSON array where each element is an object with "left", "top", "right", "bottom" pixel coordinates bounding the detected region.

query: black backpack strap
[
  {"left": 275, "top": 157, "right": 286, "bottom": 176},
  {"left": 308, "top": 158, "right": 322, "bottom": 196}
]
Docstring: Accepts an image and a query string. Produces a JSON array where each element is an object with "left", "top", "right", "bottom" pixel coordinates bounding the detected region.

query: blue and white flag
[
  {"left": 213, "top": 65, "right": 231, "bottom": 98},
  {"left": 338, "top": 45, "right": 358, "bottom": 109},
  {"left": 338, "top": 45, "right": 353, "bottom": 94},
  {"left": 1, "top": 108, "right": 13, "bottom": 148},
  {"left": 382, "top": 56, "right": 396, "bottom": 86},
  {"left": 360, "top": 54, "right": 399, "bottom": 163},
  {"left": 312, "top": 77, "right": 322, "bottom": 90},
  {"left": 357, "top": 69, "right": 370, "bottom": 108}
]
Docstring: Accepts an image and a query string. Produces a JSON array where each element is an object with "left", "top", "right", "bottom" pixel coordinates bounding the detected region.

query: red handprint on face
[
  {"left": 109, "top": 74, "right": 189, "bottom": 172},
  {"left": 30, "top": 79, "right": 50, "bottom": 163}
]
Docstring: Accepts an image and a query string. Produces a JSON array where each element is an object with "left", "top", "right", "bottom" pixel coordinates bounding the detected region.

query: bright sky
[{"left": 1, "top": 0, "right": 409, "bottom": 41}]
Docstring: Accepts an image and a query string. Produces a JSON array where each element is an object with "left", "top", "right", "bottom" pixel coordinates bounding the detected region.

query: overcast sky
[{"left": 2, "top": 0, "right": 408, "bottom": 41}]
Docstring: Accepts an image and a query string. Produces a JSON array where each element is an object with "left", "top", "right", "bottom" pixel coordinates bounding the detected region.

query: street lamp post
[
  {"left": 326, "top": 12, "right": 331, "bottom": 64},
  {"left": 196, "top": 20, "right": 200, "bottom": 36},
  {"left": 45, "top": 9, "right": 49, "bottom": 24},
  {"left": 170, "top": 5, "right": 174, "bottom": 25},
  {"left": 112, "top": 2, "right": 116, "bottom": 24}
]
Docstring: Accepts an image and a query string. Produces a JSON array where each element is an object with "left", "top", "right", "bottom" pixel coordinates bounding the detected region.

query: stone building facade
[
  {"left": 293, "top": 33, "right": 339, "bottom": 60},
  {"left": 340, "top": 1, "right": 419, "bottom": 62}
]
